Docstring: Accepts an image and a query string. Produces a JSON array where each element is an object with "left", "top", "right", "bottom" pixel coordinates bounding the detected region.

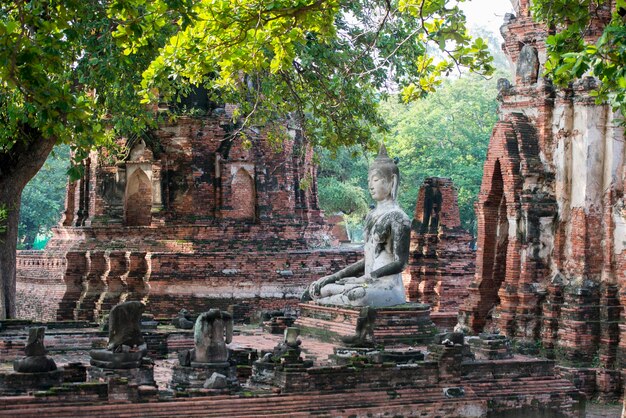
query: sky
[{"left": 460, "top": 0, "right": 515, "bottom": 36}]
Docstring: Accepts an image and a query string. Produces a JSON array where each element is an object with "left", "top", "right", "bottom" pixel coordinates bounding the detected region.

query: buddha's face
[{"left": 368, "top": 170, "right": 393, "bottom": 202}]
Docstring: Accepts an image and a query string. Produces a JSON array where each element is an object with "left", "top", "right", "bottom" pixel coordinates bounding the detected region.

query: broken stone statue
[
  {"left": 178, "top": 309, "right": 233, "bottom": 367},
  {"left": 172, "top": 308, "right": 195, "bottom": 329},
  {"left": 13, "top": 327, "right": 57, "bottom": 373},
  {"left": 302, "top": 143, "right": 411, "bottom": 307},
  {"left": 89, "top": 301, "right": 148, "bottom": 369},
  {"left": 262, "top": 327, "right": 303, "bottom": 365}
]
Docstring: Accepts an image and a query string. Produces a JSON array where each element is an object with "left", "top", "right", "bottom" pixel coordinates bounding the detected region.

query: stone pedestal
[
  {"left": 295, "top": 302, "right": 437, "bottom": 345},
  {"left": 467, "top": 333, "right": 513, "bottom": 360},
  {"left": 88, "top": 360, "right": 156, "bottom": 388},
  {"left": 169, "top": 362, "right": 237, "bottom": 392},
  {"left": 0, "top": 370, "right": 63, "bottom": 395}
]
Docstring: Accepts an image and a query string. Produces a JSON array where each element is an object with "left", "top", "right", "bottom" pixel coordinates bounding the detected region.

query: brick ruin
[
  {"left": 403, "top": 177, "right": 475, "bottom": 327},
  {"left": 7, "top": 6, "right": 622, "bottom": 416},
  {"left": 16, "top": 109, "right": 359, "bottom": 322},
  {"left": 457, "top": 0, "right": 626, "bottom": 400}
]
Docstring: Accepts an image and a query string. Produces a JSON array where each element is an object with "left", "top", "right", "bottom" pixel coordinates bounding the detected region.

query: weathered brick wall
[
  {"left": 16, "top": 113, "right": 356, "bottom": 322},
  {"left": 16, "top": 248, "right": 359, "bottom": 322},
  {"left": 15, "top": 252, "right": 67, "bottom": 321},
  {"left": 404, "top": 177, "right": 475, "bottom": 312},
  {"left": 458, "top": 2, "right": 626, "bottom": 400}
]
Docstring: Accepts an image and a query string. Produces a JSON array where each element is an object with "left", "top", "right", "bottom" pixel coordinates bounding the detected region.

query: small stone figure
[
  {"left": 89, "top": 301, "right": 147, "bottom": 369},
  {"left": 302, "top": 144, "right": 411, "bottom": 307},
  {"left": 250, "top": 327, "right": 309, "bottom": 385},
  {"left": 130, "top": 139, "right": 152, "bottom": 161},
  {"left": 172, "top": 308, "right": 195, "bottom": 330},
  {"left": 13, "top": 327, "right": 57, "bottom": 373},
  {"left": 516, "top": 44, "right": 540, "bottom": 85},
  {"left": 194, "top": 309, "right": 233, "bottom": 364},
  {"left": 262, "top": 327, "right": 302, "bottom": 364}
]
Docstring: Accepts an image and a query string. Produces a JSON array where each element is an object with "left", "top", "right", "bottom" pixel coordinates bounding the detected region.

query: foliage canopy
[
  {"left": 110, "top": 0, "right": 495, "bottom": 149},
  {"left": 532, "top": 0, "right": 626, "bottom": 116}
]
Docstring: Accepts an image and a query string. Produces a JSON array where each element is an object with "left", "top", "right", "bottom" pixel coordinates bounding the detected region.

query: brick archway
[
  {"left": 230, "top": 168, "right": 256, "bottom": 221},
  {"left": 125, "top": 168, "right": 152, "bottom": 226},
  {"left": 458, "top": 113, "right": 545, "bottom": 335}
]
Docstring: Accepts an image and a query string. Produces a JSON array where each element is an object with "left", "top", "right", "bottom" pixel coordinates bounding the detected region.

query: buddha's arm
[
  {"left": 370, "top": 220, "right": 410, "bottom": 279},
  {"left": 327, "top": 259, "right": 365, "bottom": 280},
  {"left": 309, "top": 259, "right": 365, "bottom": 297}
]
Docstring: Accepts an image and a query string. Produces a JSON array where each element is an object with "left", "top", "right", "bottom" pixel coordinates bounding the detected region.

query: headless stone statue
[
  {"left": 14, "top": 327, "right": 57, "bottom": 373},
  {"left": 193, "top": 309, "right": 233, "bottom": 364},
  {"left": 107, "top": 301, "right": 145, "bottom": 351},
  {"left": 90, "top": 301, "right": 147, "bottom": 369},
  {"left": 421, "top": 179, "right": 443, "bottom": 234},
  {"left": 302, "top": 144, "right": 411, "bottom": 307},
  {"left": 172, "top": 309, "right": 237, "bottom": 391}
]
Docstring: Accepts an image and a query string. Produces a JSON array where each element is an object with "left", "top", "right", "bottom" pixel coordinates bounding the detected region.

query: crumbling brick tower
[
  {"left": 404, "top": 178, "right": 475, "bottom": 314},
  {"left": 16, "top": 107, "right": 358, "bottom": 322},
  {"left": 457, "top": 0, "right": 625, "bottom": 399}
]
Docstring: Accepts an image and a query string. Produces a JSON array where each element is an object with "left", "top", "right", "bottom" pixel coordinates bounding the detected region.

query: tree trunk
[
  {"left": 0, "top": 184, "right": 21, "bottom": 318},
  {"left": 0, "top": 132, "right": 57, "bottom": 319}
]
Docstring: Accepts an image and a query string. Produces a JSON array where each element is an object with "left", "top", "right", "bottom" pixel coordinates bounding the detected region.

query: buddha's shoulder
[{"left": 379, "top": 208, "right": 411, "bottom": 226}]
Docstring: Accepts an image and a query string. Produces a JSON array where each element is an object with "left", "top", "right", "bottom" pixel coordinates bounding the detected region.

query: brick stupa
[
  {"left": 404, "top": 177, "right": 476, "bottom": 329},
  {"left": 16, "top": 108, "right": 358, "bottom": 322}
]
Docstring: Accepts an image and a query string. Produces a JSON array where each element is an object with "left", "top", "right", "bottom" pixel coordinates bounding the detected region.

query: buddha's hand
[
  {"left": 356, "top": 274, "right": 373, "bottom": 284},
  {"left": 312, "top": 275, "right": 338, "bottom": 297}
]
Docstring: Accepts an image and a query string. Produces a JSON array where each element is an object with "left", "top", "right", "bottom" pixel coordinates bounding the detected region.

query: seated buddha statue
[{"left": 302, "top": 144, "right": 411, "bottom": 307}]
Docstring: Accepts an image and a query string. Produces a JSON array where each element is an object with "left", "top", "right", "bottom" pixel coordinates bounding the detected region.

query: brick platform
[
  {"left": 295, "top": 302, "right": 437, "bottom": 345},
  {"left": 0, "top": 322, "right": 587, "bottom": 417}
]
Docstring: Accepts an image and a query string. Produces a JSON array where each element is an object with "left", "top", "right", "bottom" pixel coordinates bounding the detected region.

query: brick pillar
[
  {"left": 125, "top": 252, "right": 150, "bottom": 303},
  {"left": 619, "top": 290, "right": 626, "bottom": 370},
  {"left": 419, "top": 234, "right": 439, "bottom": 310},
  {"left": 74, "top": 251, "right": 107, "bottom": 321},
  {"left": 557, "top": 282, "right": 601, "bottom": 366},
  {"left": 56, "top": 252, "right": 88, "bottom": 321},
  {"left": 540, "top": 281, "right": 564, "bottom": 359},
  {"left": 61, "top": 179, "right": 77, "bottom": 227},
  {"left": 97, "top": 251, "right": 129, "bottom": 317},
  {"left": 592, "top": 284, "right": 623, "bottom": 401}
]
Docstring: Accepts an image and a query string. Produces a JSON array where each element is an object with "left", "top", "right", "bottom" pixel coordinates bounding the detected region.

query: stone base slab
[
  {"left": 88, "top": 363, "right": 156, "bottom": 388},
  {"left": 169, "top": 363, "right": 236, "bottom": 391},
  {"left": 295, "top": 302, "right": 437, "bottom": 345}
]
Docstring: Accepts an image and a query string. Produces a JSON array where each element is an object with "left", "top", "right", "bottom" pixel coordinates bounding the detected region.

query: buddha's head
[{"left": 368, "top": 143, "right": 399, "bottom": 202}]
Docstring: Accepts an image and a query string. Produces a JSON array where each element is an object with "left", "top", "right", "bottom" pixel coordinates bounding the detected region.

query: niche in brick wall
[
  {"left": 230, "top": 166, "right": 256, "bottom": 221},
  {"left": 125, "top": 166, "right": 152, "bottom": 226},
  {"left": 477, "top": 159, "right": 509, "bottom": 329}
]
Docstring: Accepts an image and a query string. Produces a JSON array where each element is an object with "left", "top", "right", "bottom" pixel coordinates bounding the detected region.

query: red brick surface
[
  {"left": 405, "top": 178, "right": 475, "bottom": 313},
  {"left": 458, "top": 1, "right": 625, "bottom": 401},
  {"left": 16, "top": 115, "right": 358, "bottom": 322}
]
